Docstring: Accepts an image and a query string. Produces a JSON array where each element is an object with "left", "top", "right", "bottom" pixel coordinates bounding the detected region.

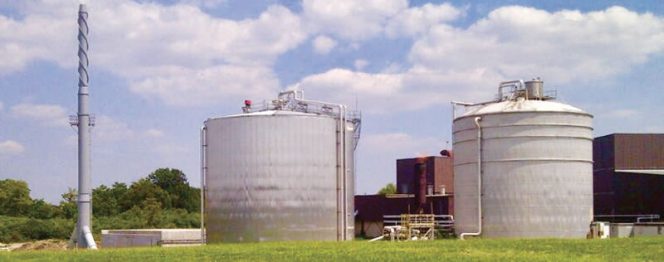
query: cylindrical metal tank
[
  {"left": 204, "top": 109, "right": 357, "bottom": 242},
  {"left": 525, "top": 79, "right": 544, "bottom": 99},
  {"left": 453, "top": 98, "right": 593, "bottom": 238}
]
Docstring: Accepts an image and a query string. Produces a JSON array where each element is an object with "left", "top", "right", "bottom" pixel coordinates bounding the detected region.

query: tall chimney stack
[{"left": 72, "top": 3, "right": 96, "bottom": 249}]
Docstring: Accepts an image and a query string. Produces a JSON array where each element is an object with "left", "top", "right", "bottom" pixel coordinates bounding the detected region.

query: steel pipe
[{"left": 460, "top": 117, "right": 483, "bottom": 240}]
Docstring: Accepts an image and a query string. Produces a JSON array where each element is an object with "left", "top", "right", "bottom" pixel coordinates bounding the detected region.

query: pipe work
[{"left": 460, "top": 117, "right": 483, "bottom": 240}]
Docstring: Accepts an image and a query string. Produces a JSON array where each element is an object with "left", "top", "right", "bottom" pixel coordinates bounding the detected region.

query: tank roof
[
  {"left": 207, "top": 110, "right": 330, "bottom": 121},
  {"left": 459, "top": 99, "right": 589, "bottom": 118}
]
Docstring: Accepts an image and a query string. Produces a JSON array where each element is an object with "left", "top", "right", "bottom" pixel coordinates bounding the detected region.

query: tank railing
[
  {"left": 543, "top": 89, "right": 557, "bottom": 100},
  {"left": 247, "top": 90, "right": 362, "bottom": 150},
  {"left": 347, "top": 111, "right": 362, "bottom": 150},
  {"left": 450, "top": 100, "right": 498, "bottom": 119},
  {"left": 244, "top": 91, "right": 361, "bottom": 122},
  {"left": 383, "top": 215, "right": 454, "bottom": 227}
]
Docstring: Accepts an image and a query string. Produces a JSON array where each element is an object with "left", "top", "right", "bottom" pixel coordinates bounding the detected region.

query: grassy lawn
[{"left": 2, "top": 237, "right": 663, "bottom": 261}]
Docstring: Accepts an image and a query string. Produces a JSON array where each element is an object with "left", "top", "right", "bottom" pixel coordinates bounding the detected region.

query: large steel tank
[
  {"left": 203, "top": 91, "right": 359, "bottom": 242},
  {"left": 453, "top": 79, "right": 593, "bottom": 238}
]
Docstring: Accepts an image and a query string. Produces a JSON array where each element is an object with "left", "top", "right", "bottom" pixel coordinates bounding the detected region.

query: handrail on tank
[{"left": 450, "top": 100, "right": 498, "bottom": 119}]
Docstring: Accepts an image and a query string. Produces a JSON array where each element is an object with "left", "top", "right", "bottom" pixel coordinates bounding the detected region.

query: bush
[{"left": 0, "top": 216, "right": 73, "bottom": 243}]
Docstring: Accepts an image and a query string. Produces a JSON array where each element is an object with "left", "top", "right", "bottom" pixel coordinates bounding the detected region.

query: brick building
[{"left": 593, "top": 134, "right": 664, "bottom": 222}]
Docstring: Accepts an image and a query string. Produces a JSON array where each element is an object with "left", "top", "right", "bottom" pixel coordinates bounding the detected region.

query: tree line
[{"left": 0, "top": 168, "right": 200, "bottom": 243}]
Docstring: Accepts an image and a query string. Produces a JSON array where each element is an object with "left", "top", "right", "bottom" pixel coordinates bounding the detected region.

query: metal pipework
[
  {"left": 200, "top": 126, "right": 207, "bottom": 244},
  {"left": 460, "top": 116, "right": 483, "bottom": 240},
  {"left": 497, "top": 80, "right": 525, "bottom": 101},
  {"left": 74, "top": 3, "right": 96, "bottom": 249},
  {"left": 82, "top": 226, "right": 97, "bottom": 250}
]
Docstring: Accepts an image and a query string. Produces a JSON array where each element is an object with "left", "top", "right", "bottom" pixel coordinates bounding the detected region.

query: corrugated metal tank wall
[
  {"left": 453, "top": 100, "right": 594, "bottom": 238},
  {"left": 204, "top": 111, "right": 355, "bottom": 242}
]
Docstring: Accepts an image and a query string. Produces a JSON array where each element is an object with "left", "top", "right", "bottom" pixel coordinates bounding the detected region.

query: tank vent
[{"left": 497, "top": 78, "right": 556, "bottom": 101}]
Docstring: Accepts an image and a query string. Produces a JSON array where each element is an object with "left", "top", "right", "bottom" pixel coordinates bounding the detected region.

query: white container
[
  {"left": 204, "top": 110, "right": 357, "bottom": 242},
  {"left": 453, "top": 98, "right": 593, "bottom": 238}
]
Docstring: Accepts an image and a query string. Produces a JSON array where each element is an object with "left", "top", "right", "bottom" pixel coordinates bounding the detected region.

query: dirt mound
[{"left": 10, "top": 239, "right": 69, "bottom": 251}]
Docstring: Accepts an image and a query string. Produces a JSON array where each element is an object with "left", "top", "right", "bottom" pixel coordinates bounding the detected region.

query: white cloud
[
  {"left": 354, "top": 59, "right": 369, "bottom": 70},
  {"left": 363, "top": 132, "right": 443, "bottom": 157},
  {"left": 302, "top": 0, "right": 408, "bottom": 41},
  {"left": 10, "top": 103, "right": 69, "bottom": 127},
  {"left": 409, "top": 6, "right": 664, "bottom": 85},
  {"left": 291, "top": 68, "right": 403, "bottom": 113},
  {"left": 385, "top": 2, "right": 463, "bottom": 37},
  {"left": 0, "top": 5, "right": 75, "bottom": 74},
  {"left": 0, "top": 140, "right": 25, "bottom": 156},
  {"left": 293, "top": 6, "right": 664, "bottom": 113},
  {"left": 312, "top": 35, "right": 337, "bottom": 54},
  {"left": 1, "top": 0, "right": 305, "bottom": 106},
  {"left": 295, "top": 68, "right": 402, "bottom": 95},
  {"left": 303, "top": 1, "right": 464, "bottom": 41},
  {"left": 290, "top": 67, "right": 500, "bottom": 113},
  {"left": 93, "top": 115, "right": 135, "bottom": 142},
  {"left": 178, "top": 0, "right": 227, "bottom": 9},
  {"left": 3, "top": 2, "right": 664, "bottom": 113},
  {"left": 605, "top": 109, "right": 639, "bottom": 118},
  {"left": 144, "top": 129, "right": 165, "bottom": 138},
  {"left": 66, "top": 114, "right": 152, "bottom": 144},
  {"left": 131, "top": 65, "right": 279, "bottom": 106}
]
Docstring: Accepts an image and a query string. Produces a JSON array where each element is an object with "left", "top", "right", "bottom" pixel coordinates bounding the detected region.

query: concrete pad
[{"left": 102, "top": 229, "right": 202, "bottom": 248}]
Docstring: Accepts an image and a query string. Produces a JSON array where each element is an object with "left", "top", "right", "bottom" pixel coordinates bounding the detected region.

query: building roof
[{"left": 594, "top": 134, "right": 664, "bottom": 170}]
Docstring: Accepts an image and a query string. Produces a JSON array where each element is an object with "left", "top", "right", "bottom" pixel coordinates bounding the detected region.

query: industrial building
[
  {"left": 396, "top": 154, "right": 453, "bottom": 196},
  {"left": 593, "top": 134, "right": 664, "bottom": 222},
  {"left": 452, "top": 79, "right": 594, "bottom": 238},
  {"left": 355, "top": 155, "right": 454, "bottom": 238},
  {"left": 202, "top": 90, "right": 360, "bottom": 242}
]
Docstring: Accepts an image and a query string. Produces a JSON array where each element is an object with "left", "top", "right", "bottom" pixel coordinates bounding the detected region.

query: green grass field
[{"left": 2, "top": 237, "right": 664, "bottom": 261}]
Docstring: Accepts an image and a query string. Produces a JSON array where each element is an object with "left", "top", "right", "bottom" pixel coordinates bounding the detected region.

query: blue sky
[{"left": 0, "top": 0, "right": 663, "bottom": 203}]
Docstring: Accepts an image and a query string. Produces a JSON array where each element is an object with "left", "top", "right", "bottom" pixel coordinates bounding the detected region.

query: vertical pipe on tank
[
  {"left": 200, "top": 126, "right": 207, "bottom": 244},
  {"left": 337, "top": 105, "right": 347, "bottom": 240},
  {"left": 460, "top": 117, "right": 483, "bottom": 240},
  {"left": 341, "top": 106, "right": 347, "bottom": 240},
  {"left": 76, "top": 3, "right": 95, "bottom": 248}
]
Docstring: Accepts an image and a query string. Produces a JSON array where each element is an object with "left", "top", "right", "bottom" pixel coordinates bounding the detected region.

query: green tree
[
  {"left": 0, "top": 179, "right": 34, "bottom": 216},
  {"left": 93, "top": 182, "right": 128, "bottom": 217},
  {"left": 377, "top": 183, "right": 397, "bottom": 195},
  {"left": 29, "top": 199, "right": 62, "bottom": 219},
  {"left": 142, "top": 197, "right": 163, "bottom": 227},
  {"left": 124, "top": 178, "right": 172, "bottom": 210},
  {"left": 147, "top": 168, "right": 199, "bottom": 212},
  {"left": 59, "top": 188, "right": 78, "bottom": 219}
]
